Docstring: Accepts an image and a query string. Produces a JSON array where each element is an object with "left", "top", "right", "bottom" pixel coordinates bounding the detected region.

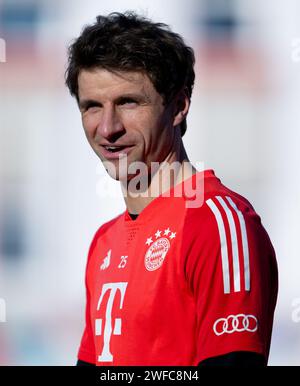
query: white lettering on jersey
[
  {"left": 100, "top": 249, "right": 111, "bottom": 270},
  {"left": 206, "top": 196, "right": 250, "bottom": 294},
  {"left": 118, "top": 255, "right": 128, "bottom": 269},
  {"left": 95, "top": 282, "right": 128, "bottom": 362}
]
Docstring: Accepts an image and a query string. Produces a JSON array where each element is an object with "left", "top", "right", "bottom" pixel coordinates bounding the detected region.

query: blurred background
[{"left": 0, "top": 0, "right": 299, "bottom": 365}]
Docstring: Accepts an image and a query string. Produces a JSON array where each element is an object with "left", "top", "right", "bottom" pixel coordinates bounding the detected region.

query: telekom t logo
[{"left": 95, "top": 282, "right": 128, "bottom": 362}]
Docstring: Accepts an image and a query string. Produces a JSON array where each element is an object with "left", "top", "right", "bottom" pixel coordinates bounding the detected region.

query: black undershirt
[
  {"left": 77, "top": 212, "right": 266, "bottom": 367},
  {"left": 128, "top": 212, "right": 139, "bottom": 220}
]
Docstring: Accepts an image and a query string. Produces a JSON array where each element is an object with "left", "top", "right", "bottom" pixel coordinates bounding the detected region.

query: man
[{"left": 65, "top": 12, "right": 278, "bottom": 366}]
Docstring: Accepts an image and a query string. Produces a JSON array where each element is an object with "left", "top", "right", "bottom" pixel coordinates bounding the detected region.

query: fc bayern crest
[{"left": 144, "top": 227, "right": 176, "bottom": 271}]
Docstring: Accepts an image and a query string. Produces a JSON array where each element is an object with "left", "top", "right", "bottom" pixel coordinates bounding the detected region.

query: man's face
[{"left": 78, "top": 68, "right": 177, "bottom": 181}]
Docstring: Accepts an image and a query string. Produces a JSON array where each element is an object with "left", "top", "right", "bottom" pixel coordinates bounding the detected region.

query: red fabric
[{"left": 78, "top": 170, "right": 278, "bottom": 365}]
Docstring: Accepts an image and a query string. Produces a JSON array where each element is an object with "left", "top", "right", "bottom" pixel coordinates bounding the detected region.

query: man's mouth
[
  {"left": 100, "top": 144, "right": 135, "bottom": 159},
  {"left": 104, "top": 145, "right": 127, "bottom": 153}
]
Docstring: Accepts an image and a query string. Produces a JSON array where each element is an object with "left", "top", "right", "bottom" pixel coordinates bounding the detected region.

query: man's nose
[{"left": 96, "top": 105, "right": 124, "bottom": 141}]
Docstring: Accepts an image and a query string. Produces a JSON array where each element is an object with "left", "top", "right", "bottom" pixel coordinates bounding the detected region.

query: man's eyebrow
[
  {"left": 114, "top": 92, "right": 150, "bottom": 102},
  {"left": 79, "top": 93, "right": 151, "bottom": 109},
  {"left": 78, "top": 99, "right": 101, "bottom": 110}
]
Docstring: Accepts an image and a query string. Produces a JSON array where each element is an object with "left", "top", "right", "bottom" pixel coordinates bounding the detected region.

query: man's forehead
[{"left": 78, "top": 68, "right": 154, "bottom": 97}]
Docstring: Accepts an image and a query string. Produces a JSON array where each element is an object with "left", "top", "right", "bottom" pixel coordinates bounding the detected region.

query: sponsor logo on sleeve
[{"left": 213, "top": 314, "right": 258, "bottom": 336}]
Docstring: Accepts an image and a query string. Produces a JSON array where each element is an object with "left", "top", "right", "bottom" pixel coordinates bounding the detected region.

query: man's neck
[{"left": 122, "top": 141, "right": 197, "bottom": 216}]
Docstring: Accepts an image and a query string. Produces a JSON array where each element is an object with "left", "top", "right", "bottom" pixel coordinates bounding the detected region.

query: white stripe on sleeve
[
  {"left": 206, "top": 198, "right": 230, "bottom": 294},
  {"left": 216, "top": 196, "right": 241, "bottom": 292},
  {"left": 226, "top": 196, "right": 250, "bottom": 291}
]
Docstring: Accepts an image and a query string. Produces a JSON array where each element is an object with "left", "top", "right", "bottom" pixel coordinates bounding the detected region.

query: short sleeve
[
  {"left": 182, "top": 195, "right": 278, "bottom": 364},
  {"left": 77, "top": 282, "right": 95, "bottom": 364},
  {"left": 77, "top": 231, "right": 100, "bottom": 364}
]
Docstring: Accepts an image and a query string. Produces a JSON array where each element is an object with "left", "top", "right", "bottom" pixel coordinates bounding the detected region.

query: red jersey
[{"left": 78, "top": 169, "right": 278, "bottom": 365}]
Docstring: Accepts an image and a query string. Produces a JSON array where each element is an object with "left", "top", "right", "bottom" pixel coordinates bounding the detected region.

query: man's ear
[{"left": 172, "top": 89, "right": 190, "bottom": 127}]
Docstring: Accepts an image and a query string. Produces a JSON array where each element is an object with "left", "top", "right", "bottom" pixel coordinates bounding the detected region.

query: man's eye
[
  {"left": 87, "top": 104, "right": 101, "bottom": 110},
  {"left": 119, "top": 98, "right": 138, "bottom": 105}
]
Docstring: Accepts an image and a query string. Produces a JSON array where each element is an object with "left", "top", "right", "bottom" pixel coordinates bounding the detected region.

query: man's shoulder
[
  {"left": 187, "top": 185, "right": 257, "bottom": 218},
  {"left": 181, "top": 180, "right": 276, "bottom": 286},
  {"left": 183, "top": 180, "right": 262, "bottom": 241},
  {"left": 88, "top": 212, "right": 124, "bottom": 253},
  {"left": 98, "top": 212, "right": 124, "bottom": 234},
  {"left": 182, "top": 170, "right": 256, "bottom": 216}
]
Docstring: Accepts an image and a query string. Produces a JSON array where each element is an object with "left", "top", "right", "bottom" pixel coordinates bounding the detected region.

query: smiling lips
[{"left": 100, "top": 144, "right": 135, "bottom": 159}]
